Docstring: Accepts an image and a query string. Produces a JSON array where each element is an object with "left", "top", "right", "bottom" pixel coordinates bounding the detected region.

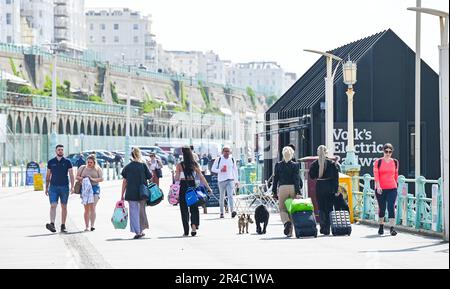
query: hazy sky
[{"left": 87, "top": 0, "right": 448, "bottom": 77}]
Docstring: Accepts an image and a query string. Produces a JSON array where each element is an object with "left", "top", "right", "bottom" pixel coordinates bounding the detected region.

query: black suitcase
[
  {"left": 329, "top": 207, "right": 352, "bottom": 236},
  {"left": 292, "top": 211, "right": 318, "bottom": 238}
]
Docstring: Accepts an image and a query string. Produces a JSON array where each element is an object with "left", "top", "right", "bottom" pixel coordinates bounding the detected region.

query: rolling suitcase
[
  {"left": 292, "top": 211, "right": 318, "bottom": 238},
  {"left": 329, "top": 206, "right": 352, "bottom": 236}
]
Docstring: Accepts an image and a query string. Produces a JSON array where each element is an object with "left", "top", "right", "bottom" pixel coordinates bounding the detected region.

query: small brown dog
[{"left": 238, "top": 214, "right": 254, "bottom": 234}]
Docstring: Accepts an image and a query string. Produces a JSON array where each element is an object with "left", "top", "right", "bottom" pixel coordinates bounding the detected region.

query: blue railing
[{"left": 353, "top": 174, "right": 443, "bottom": 233}]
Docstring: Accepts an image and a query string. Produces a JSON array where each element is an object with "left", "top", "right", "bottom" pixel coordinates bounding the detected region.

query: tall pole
[
  {"left": 124, "top": 66, "right": 131, "bottom": 165},
  {"left": 408, "top": 6, "right": 449, "bottom": 241},
  {"left": 49, "top": 51, "right": 58, "bottom": 159},
  {"left": 304, "top": 50, "right": 342, "bottom": 156},
  {"left": 415, "top": 0, "right": 422, "bottom": 182},
  {"left": 439, "top": 15, "right": 449, "bottom": 242},
  {"left": 325, "top": 57, "right": 335, "bottom": 155}
]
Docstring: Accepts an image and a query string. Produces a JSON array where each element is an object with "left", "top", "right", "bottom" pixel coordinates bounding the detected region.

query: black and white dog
[{"left": 255, "top": 205, "right": 269, "bottom": 234}]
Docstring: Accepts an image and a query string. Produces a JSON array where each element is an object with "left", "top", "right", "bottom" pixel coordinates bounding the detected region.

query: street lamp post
[
  {"left": 341, "top": 58, "right": 361, "bottom": 179},
  {"left": 408, "top": 6, "right": 449, "bottom": 241},
  {"left": 304, "top": 49, "right": 342, "bottom": 155},
  {"left": 49, "top": 50, "right": 58, "bottom": 158},
  {"left": 122, "top": 53, "right": 131, "bottom": 165}
]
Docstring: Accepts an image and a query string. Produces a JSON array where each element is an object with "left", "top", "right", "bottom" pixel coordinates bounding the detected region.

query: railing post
[
  {"left": 8, "top": 164, "right": 12, "bottom": 187},
  {"left": 396, "top": 175, "right": 406, "bottom": 225},
  {"left": 362, "top": 174, "right": 372, "bottom": 220},
  {"left": 415, "top": 176, "right": 426, "bottom": 229},
  {"left": 437, "top": 178, "right": 443, "bottom": 232},
  {"left": 112, "top": 162, "right": 117, "bottom": 180},
  {"left": 20, "top": 163, "right": 25, "bottom": 187},
  {"left": 107, "top": 162, "right": 110, "bottom": 181}
]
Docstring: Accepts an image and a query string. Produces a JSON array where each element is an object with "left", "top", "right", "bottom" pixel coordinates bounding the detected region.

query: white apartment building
[
  {"left": 204, "top": 51, "right": 226, "bottom": 85},
  {"left": 54, "top": 0, "right": 86, "bottom": 53},
  {"left": 85, "top": 8, "right": 157, "bottom": 69},
  {"left": 0, "top": 0, "right": 21, "bottom": 44},
  {"left": 20, "top": 0, "right": 54, "bottom": 46},
  {"left": 227, "top": 62, "right": 295, "bottom": 96}
]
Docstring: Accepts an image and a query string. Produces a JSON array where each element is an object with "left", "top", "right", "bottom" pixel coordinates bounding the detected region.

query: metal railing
[
  {"left": 0, "top": 162, "right": 123, "bottom": 188},
  {"left": 353, "top": 174, "right": 443, "bottom": 233},
  {"left": 1, "top": 91, "right": 142, "bottom": 117}
]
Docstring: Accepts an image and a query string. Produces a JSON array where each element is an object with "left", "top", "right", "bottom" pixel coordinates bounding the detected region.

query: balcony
[
  {"left": 54, "top": 18, "right": 68, "bottom": 29},
  {"left": 54, "top": 6, "right": 68, "bottom": 17}
]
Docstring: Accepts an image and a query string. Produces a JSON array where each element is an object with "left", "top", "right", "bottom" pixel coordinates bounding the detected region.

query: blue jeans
[
  {"left": 49, "top": 185, "right": 70, "bottom": 205},
  {"left": 218, "top": 180, "right": 235, "bottom": 215},
  {"left": 376, "top": 189, "right": 397, "bottom": 219}
]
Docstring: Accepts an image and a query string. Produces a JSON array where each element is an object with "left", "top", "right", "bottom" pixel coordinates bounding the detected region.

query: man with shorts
[{"left": 45, "top": 145, "right": 75, "bottom": 233}]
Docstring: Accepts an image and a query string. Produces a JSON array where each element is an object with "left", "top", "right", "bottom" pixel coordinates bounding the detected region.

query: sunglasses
[
  {"left": 384, "top": 150, "right": 393, "bottom": 154},
  {"left": 223, "top": 151, "right": 230, "bottom": 153}
]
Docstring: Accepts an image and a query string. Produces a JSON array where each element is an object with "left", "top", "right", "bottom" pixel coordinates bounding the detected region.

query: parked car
[
  {"left": 82, "top": 150, "right": 114, "bottom": 165},
  {"left": 134, "top": 146, "right": 169, "bottom": 165}
]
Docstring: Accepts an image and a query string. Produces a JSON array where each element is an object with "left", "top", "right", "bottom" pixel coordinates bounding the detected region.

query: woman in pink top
[{"left": 373, "top": 143, "right": 399, "bottom": 236}]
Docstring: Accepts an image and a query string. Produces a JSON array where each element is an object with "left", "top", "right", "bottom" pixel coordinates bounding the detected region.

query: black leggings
[
  {"left": 179, "top": 180, "right": 199, "bottom": 235},
  {"left": 376, "top": 189, "right": 397, "bottom": 219}
]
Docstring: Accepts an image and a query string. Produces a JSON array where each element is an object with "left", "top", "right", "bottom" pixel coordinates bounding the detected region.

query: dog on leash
[
  {"left": 238, "top": 214, "right": 254, "bottom": 234},
  {"left": 255, "top": 205, "right": 269, "bottom": 234}
]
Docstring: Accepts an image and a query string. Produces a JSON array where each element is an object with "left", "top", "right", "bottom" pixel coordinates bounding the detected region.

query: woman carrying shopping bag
[{"left": 121, "top": 148, "right": 152, "bottom": 239}]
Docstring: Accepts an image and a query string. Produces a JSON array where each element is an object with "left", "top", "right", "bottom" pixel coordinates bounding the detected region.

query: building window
[
  {"left": 6, "top": 36, "right": 12, "bottom": 43},
  {"left": 39, "top": 10, "right": 43, "bottom": 18},
  {"left": 6, "top": 13, "right": 12, "bottom": 25},
  {"left": 114, "top": 24, "right": 119, "bottom": 30},
  {"left": 133, "top": 24, "right": 139, "bottom": 30},
  {"left": 101, "top": 24, "right": 106, "bottom": 30},
  {"left": 114, "top": 36, "right": 119, "bottom": 43},
  {"left": 90, "top": 36, "right": 95, "bottom": 43},
  {"left": 102, "top": 36, "right": 106, "bottom": 43},
  {"left": 90, "top": 23, "right": 94, "bottom": 30},
  {"left": 6, "top": 0, "right": 11, "bottom": 4},
  {"left": 134, "top": 36, "right": 139, "bottom": 43}
]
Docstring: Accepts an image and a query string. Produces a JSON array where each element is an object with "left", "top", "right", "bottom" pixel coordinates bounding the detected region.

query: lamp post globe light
[
  {"left": 341, "top": 58, "right": 361, "bottom": 174},
  {"left": 407, "top": 6, "right": 449, "bottom": 241}
]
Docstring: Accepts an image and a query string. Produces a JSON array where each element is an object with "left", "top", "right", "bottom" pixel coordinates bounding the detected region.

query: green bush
[{"left": 89, "top": 95, "right": 103, "bottom": 103}]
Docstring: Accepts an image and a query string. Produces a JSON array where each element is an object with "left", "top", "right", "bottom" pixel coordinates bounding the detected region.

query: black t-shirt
[
  {"left": 121, "top": 161, "right": 152, "bottom": 201},
  {"left": 47, "top": 157, "right": 73, "bottom": 186}
]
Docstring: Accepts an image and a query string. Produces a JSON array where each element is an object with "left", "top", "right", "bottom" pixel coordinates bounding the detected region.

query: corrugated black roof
[{"left": 267, "top": 29, "right": 389, "bottom": 119}]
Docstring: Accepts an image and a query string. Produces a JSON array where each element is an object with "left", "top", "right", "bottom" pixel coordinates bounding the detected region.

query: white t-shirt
[{"left": 211, "top": 156, "right": 239, "bottom": 183}]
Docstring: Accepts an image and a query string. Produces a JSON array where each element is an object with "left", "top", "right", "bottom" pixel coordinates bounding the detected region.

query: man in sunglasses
[{"left": 373, "top": 143, "right": 399, "bottom": 236}]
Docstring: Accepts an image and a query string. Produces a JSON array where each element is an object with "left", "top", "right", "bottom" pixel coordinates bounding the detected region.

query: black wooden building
[{"left": 264, "top": 29, "right": 440, "bottom": 180}]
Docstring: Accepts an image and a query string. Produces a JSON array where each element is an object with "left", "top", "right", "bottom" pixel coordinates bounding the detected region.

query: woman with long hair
[
  {"left": 174, "top": 146, "right": 212, "bottom": 237},
  {"left": 309, "top": 145, "right": 340, "bottom": 235},
  {"left": 76, "top": 154, "right": 103, "bottom": 231},
  {"left": 121, "top": 147, "right": 152, "bottom": 239},
  {"left": 272, "top": 146, "right": 302, "bottom": 237}
]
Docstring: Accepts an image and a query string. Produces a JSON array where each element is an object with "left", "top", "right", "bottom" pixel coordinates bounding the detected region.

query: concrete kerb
[{"left": 358, "top": 219, "right": 445, "bottom": 239}]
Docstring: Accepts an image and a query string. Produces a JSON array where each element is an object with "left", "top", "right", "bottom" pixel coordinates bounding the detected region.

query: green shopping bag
[{"left": 286, "top": 198, "right": 314, "bottom": 214}]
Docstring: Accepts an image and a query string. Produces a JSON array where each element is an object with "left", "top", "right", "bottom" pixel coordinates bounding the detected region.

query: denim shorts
[
  {"left": 92, "top": 185, "right": 101, "bottom": 197},
  {"left": 49, "top": 185, "right": 70, "bottom": 205}
]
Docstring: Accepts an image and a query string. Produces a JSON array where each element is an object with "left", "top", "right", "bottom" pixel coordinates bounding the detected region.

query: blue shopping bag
[{"left": 147, "top": 183, "right": 164, "bottom": 206}]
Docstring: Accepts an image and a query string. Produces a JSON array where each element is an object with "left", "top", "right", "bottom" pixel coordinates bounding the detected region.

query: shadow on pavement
[
  {"left": 157, "top": 236, "right": 189, "bottom": 239},
  {"left": 106, "top": 238, "right": 150, "bottom": 241},
  {"left": 363, "top": 234, "right": 393, "bottom": 239},
  {"left": 27, "top": 233, "right": 58, "bottom": 238},
  {"left": 359, "top": 241, "right": 448, "bottom": 254}
]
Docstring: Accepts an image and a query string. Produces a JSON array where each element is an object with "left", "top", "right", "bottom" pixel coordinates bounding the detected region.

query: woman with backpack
[
  {"left": 174, "top": 146, "right": 212, "bottom": 237},
  {"left": 76, "top": 154, "right": 103, "bottom": 232},
  {"left": 121, "top": 148, "right": 152, "bottom": 239},
  {"left": 373, "top": 143, "right": 399, "bottom": 236},
  {"left": 309, "top": 145, "right": 340, "bottom": 236}
]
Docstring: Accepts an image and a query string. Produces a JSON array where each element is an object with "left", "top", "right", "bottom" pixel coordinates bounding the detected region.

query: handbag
[
  {"left": 168, "top": 182, "right": 180, "bottom": 205},
  {"left": 111, "top": 200, "right": 128, "bottom": 229},
  {"left": 195, "top": 185, "right": 210, "bottom": 206},
  {"left": 155, "top": 168, "right": 163, "bottom": 178},
  {"left": 147, "top": 183, "right": 164, "bottom": 206},
  {"left": 73, "top": 166, "right": 86, "bottom": 194},
  {"left": 185, "top": 187, "right": 200, "bottom": 207}
]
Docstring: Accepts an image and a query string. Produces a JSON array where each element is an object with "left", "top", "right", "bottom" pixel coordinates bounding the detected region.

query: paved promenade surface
[{"left": 0, "top": 169, "right": 448, "bottom": 269}]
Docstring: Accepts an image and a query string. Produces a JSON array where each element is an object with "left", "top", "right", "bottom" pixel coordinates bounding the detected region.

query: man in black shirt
[{"left": 45, "top": 145, "right": 75, "bottom": 233}]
